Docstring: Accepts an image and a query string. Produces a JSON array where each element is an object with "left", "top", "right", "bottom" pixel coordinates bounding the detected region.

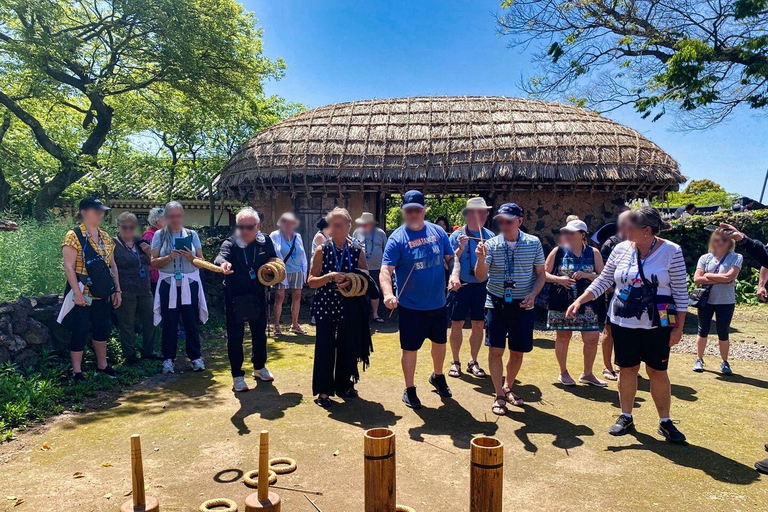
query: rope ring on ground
[
  {"left": 396, "top": 506, "right": 416, "bottom": 512},
  {"left": 243, "top": 468, "right": 277, "bottom": 488},
  {"left": 269, "top": 456, "right": 297, "bottom": 474},
  {"left": 200, "top": 498, "right": 238, "bottom": 512}
]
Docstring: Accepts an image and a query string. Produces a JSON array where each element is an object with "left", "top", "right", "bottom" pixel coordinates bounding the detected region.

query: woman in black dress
[{"left": 307, "top": 207, "right": 374, "bottom": 407}]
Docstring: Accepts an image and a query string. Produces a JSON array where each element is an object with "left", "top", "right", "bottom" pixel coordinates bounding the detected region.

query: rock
[
  {"left": 0, "top": 315, "right": 11, "bottom": 335},
  {"left": 10, "top": 303, "right": 31, "bottom": 335},
  {"left": 0, "top": 347, "right": 9, "bottom": 364},
  {"left": 31, "top": 304, "right": 60, "bottom": 324},
  {"left": 13, "top": 348, "right": 39, "bottom": 370},
  {"left": 0, "top": 334, "right": 26, "bottom": 353},
  {"left": 24, "top": 318, "right": 50, "bottom": 345},
  {"left": 36, "top": 294, "right": 61, "bottom": 306},
  {"left": 0, "top": 303, "right": 13, "bottom": 315}
]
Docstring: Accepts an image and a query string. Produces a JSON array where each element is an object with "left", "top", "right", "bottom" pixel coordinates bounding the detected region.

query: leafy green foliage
[
  {"left": 385, "top": 195, "right": 468, "bottom": 231},
  {"left": 497, "top": 0, "right": 768, "bottom": 127},
  {"left": 651, "top": 179, "right": 739, "bottom": 208}
]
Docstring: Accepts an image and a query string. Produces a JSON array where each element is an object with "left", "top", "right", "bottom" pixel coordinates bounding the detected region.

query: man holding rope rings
[{"left": 380, "top": 190, "right": 455, "bottom": 409}]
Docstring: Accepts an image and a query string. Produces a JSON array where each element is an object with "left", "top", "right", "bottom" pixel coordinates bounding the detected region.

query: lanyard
[
  {"left": 242, "top": 244, "right": 258, "bottom": 268},
  {"left": 282, "top": 233, "right": 297, "bottom": 259},
  {"left": 363, "top": 233, "right": 373, "bottom": 260},
  {"left": 119, "top": 236, "right": 143, "bottom": 266},
  {"left": 331, "top": 241, "right": 352, "bottom": 272},
  {"left": 503, "top": 231, "right": 523, "bottom": 280},
  {"left": 82, "top": 228, "right": 107, "bottom": 262},
  {"left": 623, "top": 237, "right": 657, "bottom": 284}
]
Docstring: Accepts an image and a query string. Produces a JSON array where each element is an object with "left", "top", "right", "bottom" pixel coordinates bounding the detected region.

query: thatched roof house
[{"left": 220, "top": 96, "right": 684, "bottom": 249}]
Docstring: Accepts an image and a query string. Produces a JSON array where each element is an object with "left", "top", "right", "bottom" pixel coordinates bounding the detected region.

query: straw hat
[
  {"left": 462, "top": 197, "right": 492, "bottom": 215},
  {"left": 355, "top": 212, "right": 377, "bottom": 225}
]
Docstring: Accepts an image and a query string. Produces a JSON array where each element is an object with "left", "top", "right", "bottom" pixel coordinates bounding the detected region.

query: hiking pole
[{"left": 388, "top": 262, "right": 416, "bottom": 319}]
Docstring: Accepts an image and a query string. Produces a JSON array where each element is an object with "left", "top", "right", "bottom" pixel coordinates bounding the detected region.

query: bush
[{"left": 0, "top": 216, "right": 74, "bottom": 302}]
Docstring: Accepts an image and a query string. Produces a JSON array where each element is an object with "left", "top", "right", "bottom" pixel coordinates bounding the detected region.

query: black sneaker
[
  {"left": 125, "top": 355, "right": 142, "bottom": 366},
  {"left": 609, "top": 415, "right": 635, "bottom": 436},
  {"left": 658, "top": 419, "right": 687, "bottom": 444},
  {"left": 338, "top": 387, "right": 359, "bottom": 399},
  {"left": 429, "top": 373, "right": 452, "bottom": 398},
  {"left": 402, "top": 386, "right": 422, "bottom": 409},
  {"left": 314, "top": 395, "right": 332, "bottom": 408},
  {"left": 72, "top": 372, "right": 85, "bottom": 383},
  {"left": 756, "top": 458, "right": 768, "bottom": 474},
  {"left": 97, "top": 365, "right": 117, "bottom": 379}
]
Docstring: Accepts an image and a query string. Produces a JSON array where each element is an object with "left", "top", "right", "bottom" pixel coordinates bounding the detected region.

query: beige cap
[
  {"left": 355, "top": 212, "right": 377, "bottom": 225},
  {"left": 462, "top": 197, "right": 492, "bottom": 215}
]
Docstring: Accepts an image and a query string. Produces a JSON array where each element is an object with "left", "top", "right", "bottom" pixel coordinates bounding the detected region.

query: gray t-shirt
[
  {"left": 696, "top": 252, "right": 743, "bottom": 305},
  {"left": 353, "top": 227, "right": 387, "bottom": 271},
  {"left": 151, "top": 228, "right": 202, "bottom": 280}
]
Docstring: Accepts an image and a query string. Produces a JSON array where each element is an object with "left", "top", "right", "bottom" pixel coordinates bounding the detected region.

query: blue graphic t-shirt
[
  {"left": 382, "top": 222, "right": 453, "bottom": 311},
  {"left": 449, "top": 226, "right": 495, "bottom": 284}
]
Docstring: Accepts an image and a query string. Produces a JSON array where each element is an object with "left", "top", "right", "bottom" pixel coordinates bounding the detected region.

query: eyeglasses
[{"left": 236, "top": 224, "right": 257, "bottom": 231}]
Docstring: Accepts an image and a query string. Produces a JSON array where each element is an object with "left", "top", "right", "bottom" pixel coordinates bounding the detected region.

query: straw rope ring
[
  {"left": 267, "top": 261, "right": 286, "bottom": 279},
  {"left": 338, "top": 275, "right": 356, "bottom": 297},
  {"left": 243, "top": 469, "right": 277, "bottom": 488},
  {"left": 358, "top": 274, "right": 369, "bottom": 296},
  {"left": 199, "top": 498, "right": 237, "bottom": 512},
  {"left": 348, "top": 273, "right": 362, "bottom": 296},
  {"left": 396, "top": 506, "right": 416, "bottom": 512},
  {"left": 269, "top": 456, "right": 297, "bottom": 474},
  {"left": 258, "top": 262, "right": 285, "bottom": 286}
]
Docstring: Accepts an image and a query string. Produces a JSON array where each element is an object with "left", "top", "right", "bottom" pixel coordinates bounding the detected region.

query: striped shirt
[
  {"left": 483, "top": 232, "right": 545, "bottom": 307},
  {"left": 586, "top": 239, "right": 689, "bottom": 329}
]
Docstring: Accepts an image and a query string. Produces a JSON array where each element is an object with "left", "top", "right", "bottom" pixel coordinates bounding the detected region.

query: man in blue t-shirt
[
  {"left": 447, "top": 197, "right": 494, "bottom": 380},
  {"left": 380, "top": 190, "right": 454, "bottom": 409}
]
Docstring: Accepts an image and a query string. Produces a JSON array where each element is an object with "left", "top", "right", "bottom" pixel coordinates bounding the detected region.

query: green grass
[{"left": 0, "top": 217, "right": 72, "bottom": 302}]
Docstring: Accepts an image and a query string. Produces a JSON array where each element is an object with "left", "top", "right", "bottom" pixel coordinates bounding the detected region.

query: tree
[
  {"left": 651, "top": 178, "right": 738, "bottom": 207},
  {"left": 497, "top": 0, "right": 768, "bottom": 128},
  {"left": 0, "top": 0, "right": 284, "bottom": 219}
]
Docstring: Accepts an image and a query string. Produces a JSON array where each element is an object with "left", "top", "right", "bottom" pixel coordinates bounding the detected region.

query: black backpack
[{"left": 74, "top": 228, "right": 116, "bottom": 299}]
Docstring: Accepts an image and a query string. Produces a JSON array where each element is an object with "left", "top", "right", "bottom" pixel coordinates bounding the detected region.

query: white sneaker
[
  {"left": 191, "top": 358, "right": 205, "bottom": 372},
  {"left": 253, "top": 367, "right": 275, "bottom": 381},
  {"left": 162, "top": 359, "right": 174, "bottom": 374},
  {"left": 233, "top": 376, "right": 249, "bottom": 392}
]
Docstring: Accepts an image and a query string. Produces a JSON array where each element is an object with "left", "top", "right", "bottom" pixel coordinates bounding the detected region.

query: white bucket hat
[
  {"left": 560, "top": 219, "right": 588, "bottom": 233},
  {"left": 462, "top": 197, "right": 492, "bottom": 215},
  {"left": 355, "top": 212, "right": 377, "bottom": 225}
]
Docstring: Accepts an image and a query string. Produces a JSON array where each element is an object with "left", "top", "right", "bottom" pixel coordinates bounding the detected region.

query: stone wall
[{"left": 0, "top": 295, "right": 68, "bottom": 369}]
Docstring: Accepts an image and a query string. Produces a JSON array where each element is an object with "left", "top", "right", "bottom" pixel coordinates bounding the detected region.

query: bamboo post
[
  {"left": 364, "top": 428, "right": 396, "bottom": 512},
  {"left": 245, "top": 430, "right": 281, "bottom": 511},
  {"left": 469, "top": 436, "right": 503, "bottom": 512},
  {"left": 120, "top": 434, "right": 159, "bottom": 512}
]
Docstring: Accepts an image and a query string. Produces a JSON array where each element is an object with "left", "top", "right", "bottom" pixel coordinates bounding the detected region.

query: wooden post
[
  {"left": 245, "top": 430, "right": 281, "bottom": 511},
  {"left": 121, "top": 434, "right": 159, "bottom": 512},
  {"left": 364, "top": 428, "right": 396, "bottom": 512},
  {"left": 469, "top": 436, "right": 503, "bottom": 512}
]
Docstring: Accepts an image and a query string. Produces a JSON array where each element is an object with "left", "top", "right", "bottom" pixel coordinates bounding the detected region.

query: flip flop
[
  {"left": 503, "top": 387, "right": 524, "bottom": 407},
  {"left": 602, "top": 368, "right": 618, "bottom": 381},
  {"left": 492, "top": 396, "right": 508, "bottom": 416},
  {"left": 448, "top": 361, "right": 461, "bottom": 378},
  {"left": 290, "top": 326, "right": 308, "bottom": 335},
  {"left": 372, "top": 317, "right": 385, "bottom": 323}
]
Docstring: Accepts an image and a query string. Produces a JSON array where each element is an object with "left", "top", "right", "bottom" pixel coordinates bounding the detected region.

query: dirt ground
[{"left": 1, "top": 312, "right": 767, "bottom": 512}]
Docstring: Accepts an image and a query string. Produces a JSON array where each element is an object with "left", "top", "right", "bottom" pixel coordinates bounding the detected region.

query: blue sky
[{"left": 245, "top": 0, "right": 768, "bottom": 197}]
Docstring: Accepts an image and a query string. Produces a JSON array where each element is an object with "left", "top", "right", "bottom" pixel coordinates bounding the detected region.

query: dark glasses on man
[{"left": 237, "top": 224, "right": 257, "bottom": 231}]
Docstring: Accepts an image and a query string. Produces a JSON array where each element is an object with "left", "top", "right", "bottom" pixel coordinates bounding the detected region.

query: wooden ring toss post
[
  {"left": 469, "top": 436, "right": 503, "bottom": 512},
  {"left": 268, "top": 457, "right": 297, "bottom": 475},
  {"left": 200, "top": 498, "right": 238, "bottom": 512},
  {"left": 364, "top": 428, "right": 396, "bottom": 512},
  {"left": 121, "top": 434, "right": 159, "bottom": 512},
  {"left": 245, "top": 430, "right": 281, "bottom": 511}
]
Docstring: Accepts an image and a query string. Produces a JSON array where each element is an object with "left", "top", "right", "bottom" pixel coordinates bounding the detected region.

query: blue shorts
[
  {"left": 398, "top": 305, "right": 447, "bottom": 351},
  {"left": 449, "top": 282, "right": 487, "bottom": 322},
  {"left": 484, "top": 296, "right": 535, "bottom": 352}
]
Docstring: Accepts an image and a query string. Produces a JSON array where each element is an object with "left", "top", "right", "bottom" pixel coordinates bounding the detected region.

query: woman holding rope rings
[{"left": 307, "top": 207, "right": 374, "bottom": 408}]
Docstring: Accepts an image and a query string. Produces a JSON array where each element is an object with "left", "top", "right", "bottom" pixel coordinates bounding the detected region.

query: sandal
[
  {"left": 273, "top": 325, "right": 282, "bottom": 336},
  {"left": 314, "top": 395, "right": 332, "bottom": 408},
  {"left": 372, "top": 317, "right": 385, "bottom": 323},
  {"left": 466, "top": 360, "right": 487, "bottom": 378},
  {"left": 491, "top": 396, "right": 508, "bottom": 416},
  {"left": 448, "top": 361, "right": 461, "bottom": 378},
  {"left": 503, "top": 386, "right": 524, "bottom": 407},
  {"left": 601, "top": 368, "right": 618, "bottom": 381},
  {"left": 290, "top": 325, "right": 308, "bottom": 335}
]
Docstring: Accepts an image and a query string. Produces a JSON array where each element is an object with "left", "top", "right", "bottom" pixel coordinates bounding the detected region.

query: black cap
[{"left": 78, "top": 197, "right": 110, "bottom": 212}]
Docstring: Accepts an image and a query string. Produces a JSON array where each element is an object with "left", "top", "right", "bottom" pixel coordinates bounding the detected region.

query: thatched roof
[{"left": 219, "top": 96, "right": 684, "bottom": 197}]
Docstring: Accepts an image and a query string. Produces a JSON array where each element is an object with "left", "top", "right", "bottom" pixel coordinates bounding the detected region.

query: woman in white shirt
[
  {"left": 568, "top": 207, "right": 688, "bottom": 444},
  {"left": 692, "top": 233, "right": 742, "bottom": 375}
]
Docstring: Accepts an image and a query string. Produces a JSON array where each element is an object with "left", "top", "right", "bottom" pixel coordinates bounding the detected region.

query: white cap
[{"left": 560, "top": 219, "right": 588, "bottom": 233}]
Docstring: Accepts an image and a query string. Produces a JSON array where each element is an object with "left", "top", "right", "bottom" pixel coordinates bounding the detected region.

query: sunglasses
[{"left": 237, "top": 224, "right": 257, "bottom": 231}]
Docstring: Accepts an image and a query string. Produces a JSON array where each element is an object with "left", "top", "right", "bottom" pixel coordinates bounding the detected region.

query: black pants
[
  {"left": 225, "top": 296, "right": 268, "bottom": 377},
  {"left": 312, "top": 319, "right": 352, "bottom": 396},
  {"left": 159, "top": 280, "right": 201, "bottom": 361},
  {"left": 68, "top": 298, "right": 113, "bottom": 351},
  {"left": 697, "top": 303, "right": 735, "bottom": 340}
]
